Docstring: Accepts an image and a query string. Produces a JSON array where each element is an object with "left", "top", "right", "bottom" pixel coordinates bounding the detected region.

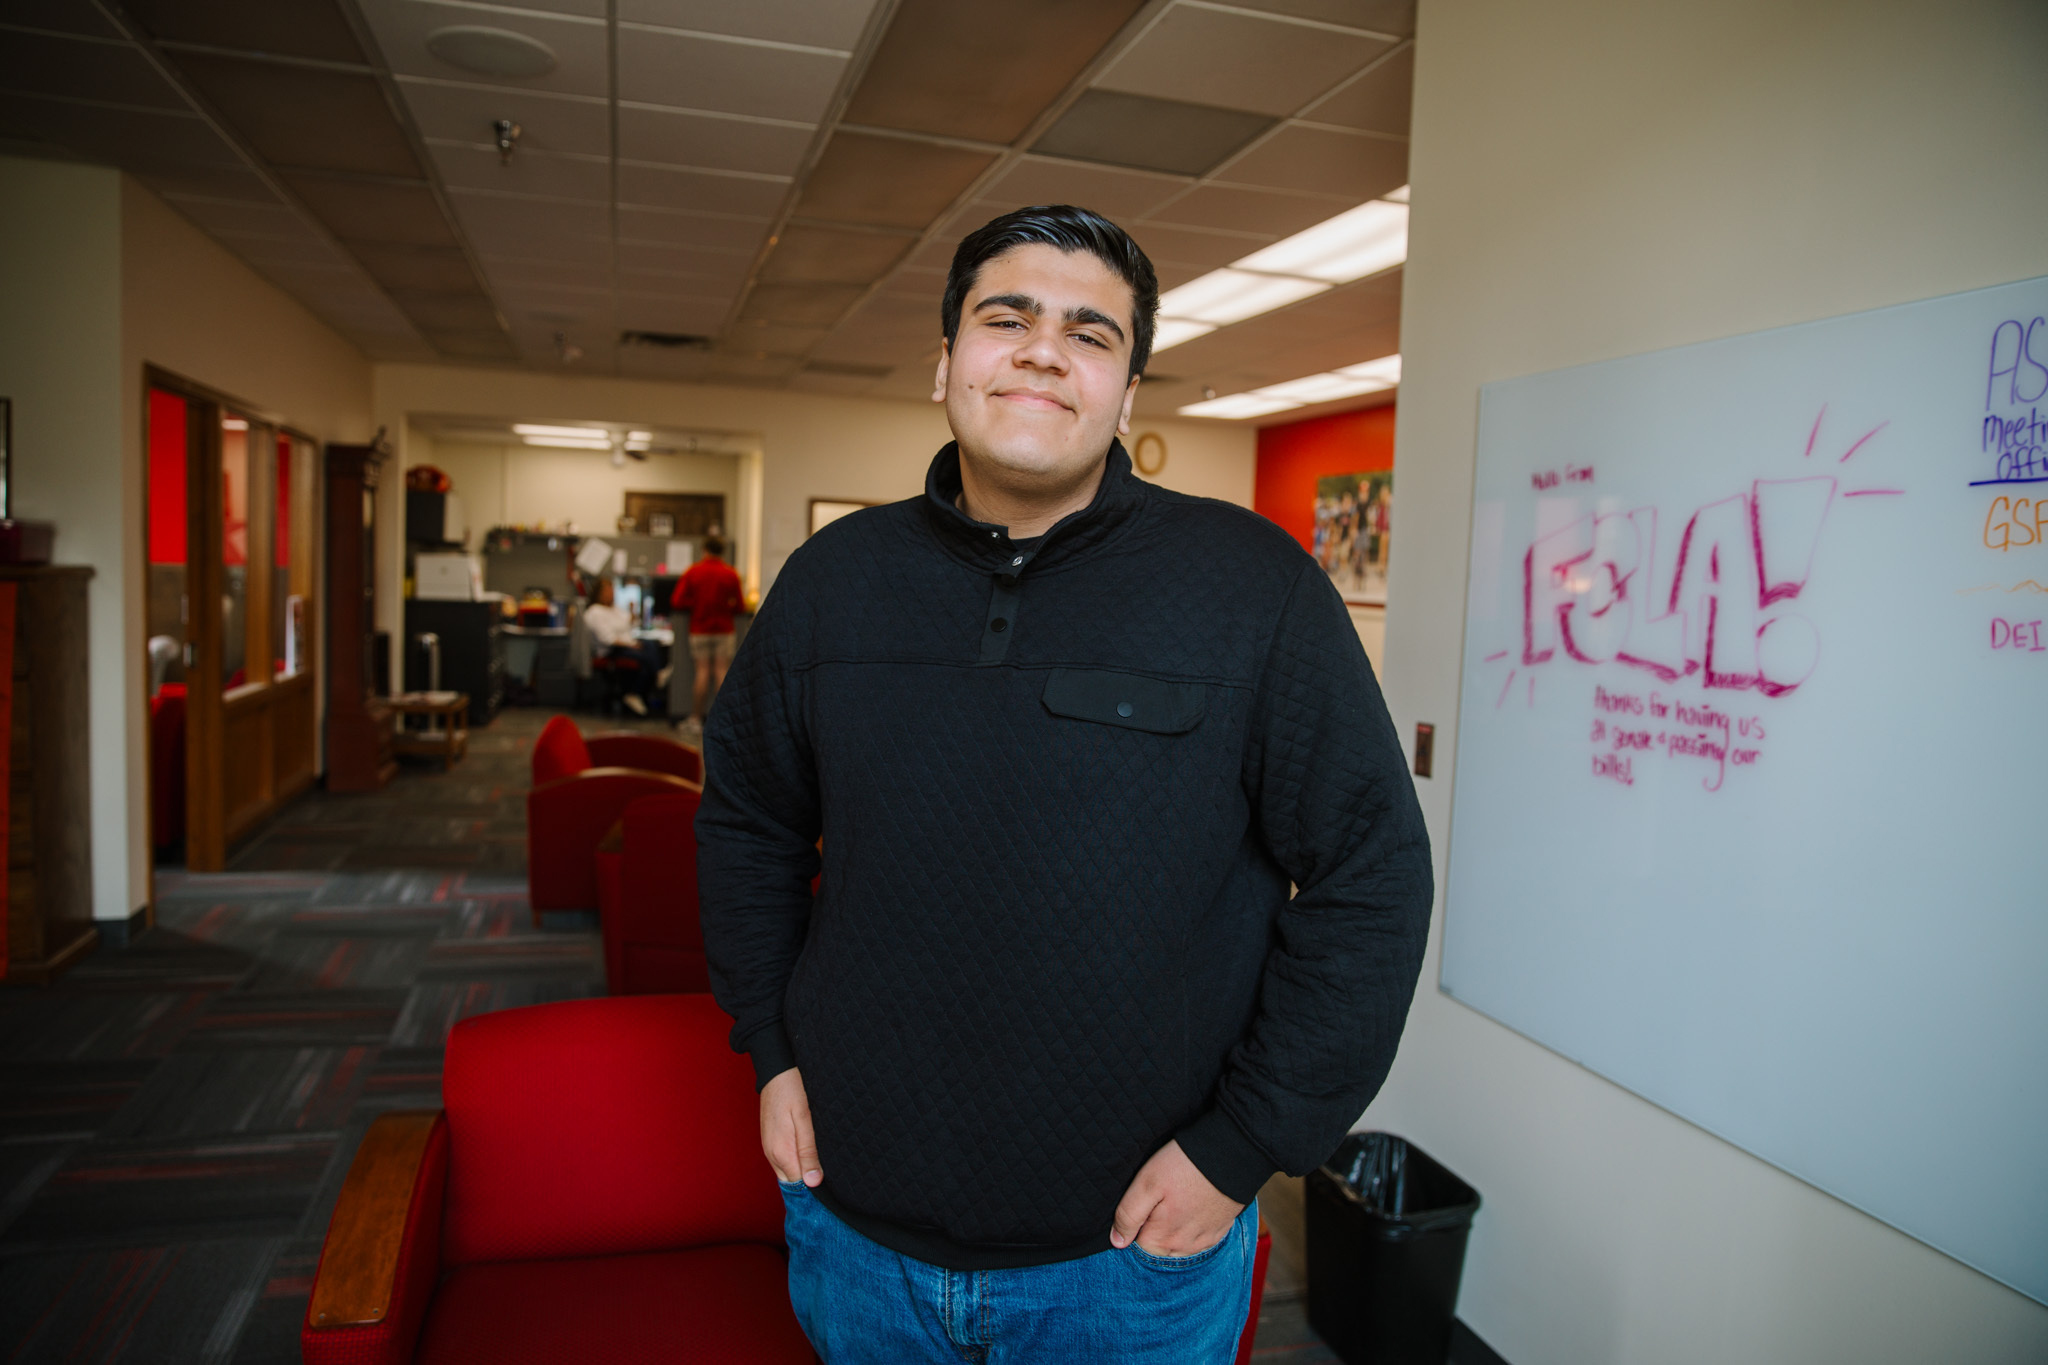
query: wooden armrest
[{"left": 309, "top": 1110, "right": 442, "bottom": 1328}]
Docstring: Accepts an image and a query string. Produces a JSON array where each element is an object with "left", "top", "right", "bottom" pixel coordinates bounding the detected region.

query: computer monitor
[{"left": 615, "top": 581, "right": 643, "bottom": 618}]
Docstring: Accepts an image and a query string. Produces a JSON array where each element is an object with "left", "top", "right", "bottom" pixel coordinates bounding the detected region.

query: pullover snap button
[
  {"left": 1117, "top": 701, "right": 1133, "bottom": 717},
  {"left": 990, "top": 618, "right": 1009, "bottom": 633}
]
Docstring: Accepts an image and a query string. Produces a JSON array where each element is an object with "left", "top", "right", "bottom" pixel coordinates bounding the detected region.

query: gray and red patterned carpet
[{"left": 0, "top": 706, "right": 1498, "bottom": 1364}]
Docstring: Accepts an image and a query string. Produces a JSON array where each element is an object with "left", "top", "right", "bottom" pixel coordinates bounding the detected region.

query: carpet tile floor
[{"left": 0, "top": 706, "right": 1497, "bottom": 1364}]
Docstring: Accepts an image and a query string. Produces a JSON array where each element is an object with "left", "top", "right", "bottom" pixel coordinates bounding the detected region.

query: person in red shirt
[{"left": 669, "top": 534, "right": 745, "bottom": 732}]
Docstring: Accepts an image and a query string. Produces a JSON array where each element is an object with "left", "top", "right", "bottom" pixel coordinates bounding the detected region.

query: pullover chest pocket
[{"left": 1041, "top": 668, "right": 1207, "bottom": 735}]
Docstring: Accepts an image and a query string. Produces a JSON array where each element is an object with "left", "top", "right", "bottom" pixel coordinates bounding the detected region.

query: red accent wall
[
  {"left": 1254, "top": 404, "right": 1397, "bottom": 553},
  {"left": 147, "top": 389, "right": 187, "bottom": 565}
]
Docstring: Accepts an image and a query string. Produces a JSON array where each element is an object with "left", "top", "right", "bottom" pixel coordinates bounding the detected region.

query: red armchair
[
  {"left": 595, "top": 791, "right": 710, "bottom": 996},
  {"left": 527, "top": 716, "right": 701, "bottom": 922},
  {"left": 302, "top": 994, "right": 813, "bottom": 1365},
  {"left": 532, "top": 713, "right": 702, "bottom": 785}
]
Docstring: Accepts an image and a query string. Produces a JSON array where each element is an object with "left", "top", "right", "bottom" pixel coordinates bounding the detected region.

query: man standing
[
  {"left": 698, "top": 206, "right": 1432, "bottom": 1362},
  {"left": 669, "top": 533, "right": 744, "bottom": 736}
]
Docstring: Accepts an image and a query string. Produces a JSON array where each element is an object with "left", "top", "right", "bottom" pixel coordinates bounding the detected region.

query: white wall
[
  {"left": 1372, "top": 2, "right": 2048, "bottom": 1362},
  {"left": 0, "top": 157, "right": 126, "bottom": 923},
  {"left": 419, "top": 439, "right": 743, "bottom": 545}
]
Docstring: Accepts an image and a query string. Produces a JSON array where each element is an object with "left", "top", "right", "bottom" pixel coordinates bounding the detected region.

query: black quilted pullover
[{"left": 697, "top": 440, "right": 1432, "bottom": 1270}]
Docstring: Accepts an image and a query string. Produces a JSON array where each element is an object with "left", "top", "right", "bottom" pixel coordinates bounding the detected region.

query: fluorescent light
[
  {"left": 513, "top": 423, "right": 608, "bottom": 439},
  {"left": 1249, "top": 372, "right": 1392, "bottom": 405},
  {"left": 1158, "top": 269, "right": 1331, "bottom": 326},
  {"left": 223, "top": 418, "right": 249, "bottom": 431},
  {"left": 1337, "top": 354, "right": 1402, "bottom": 386},
  {"left": 1234, "top": 200, "right": 1407, "bottom": 284},
  {"left": 1177, "top": 393, "right": 1303, "bottom": 420},
  {"left": 523, "top": 436, "right": 613, "bottom": 450},
  {"left": 626, "top": 431, "right": 652, "bottom": 442},
  {"left": 1151, "top": 318, "right": 1218, "bottom": 353}
]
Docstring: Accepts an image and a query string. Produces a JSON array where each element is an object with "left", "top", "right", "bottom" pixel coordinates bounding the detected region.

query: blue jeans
[{"left": 781, "top": 1181, "right": 1258, "bottom": 1364}]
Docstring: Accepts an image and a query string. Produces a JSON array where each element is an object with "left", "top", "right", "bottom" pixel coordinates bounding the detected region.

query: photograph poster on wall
[{"left": 1313, "top": 470, "right": 1392, "bottom": 605}]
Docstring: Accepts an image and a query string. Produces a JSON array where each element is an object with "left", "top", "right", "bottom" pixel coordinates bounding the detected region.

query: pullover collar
[{"left": 921, "top": 439, "right": 1148, "bottom": 574}]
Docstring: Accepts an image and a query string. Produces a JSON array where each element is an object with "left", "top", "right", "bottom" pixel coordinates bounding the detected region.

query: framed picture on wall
[
  {"left": 1313, "top": 470, "right": 1393, "bottom": 606},
  {"left": 624, "top": 491, "right": 724, "bottom": 536},
  {"left": 809, "top": 498, "right": 876, "bottom": 536}
]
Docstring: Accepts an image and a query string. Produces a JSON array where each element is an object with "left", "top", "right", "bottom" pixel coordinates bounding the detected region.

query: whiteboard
[{"left": 1444, "top": 274, "right": 2048, "bottom": 1305}]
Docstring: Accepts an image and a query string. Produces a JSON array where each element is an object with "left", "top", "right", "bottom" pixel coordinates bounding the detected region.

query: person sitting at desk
[{"left": 584, "top": 577, "right": 660, "bottom": 716}]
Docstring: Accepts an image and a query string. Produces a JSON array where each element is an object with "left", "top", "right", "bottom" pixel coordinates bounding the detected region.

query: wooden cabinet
[
  {"left": 3, "top": 566, "right": 96, "bottom": 982},
  {"left": 324, "top": 443, "right": 395, "bottom": 791}
]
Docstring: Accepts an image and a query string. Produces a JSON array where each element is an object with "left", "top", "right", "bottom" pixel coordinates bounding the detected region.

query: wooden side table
[{"left": 389, "top": 691, "right": 470, "bottom": 770}]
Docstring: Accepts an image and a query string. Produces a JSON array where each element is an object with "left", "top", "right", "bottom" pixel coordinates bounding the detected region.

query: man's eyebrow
[{"left": 971, "top": 293, "right": 1128, "bottom": 345}]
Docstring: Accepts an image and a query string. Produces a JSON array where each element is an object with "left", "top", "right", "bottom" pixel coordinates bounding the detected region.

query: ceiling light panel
[
  {"left": 1094, "top": 4, "right": 1395, "bottom": 118},
  {"left": 1146, "top": 184, "right": 1359, "bottom": 239},
  {"left": 1152, "top": 318, "right": 1216, "bottom": 351},
  {"left": 524, "top": 435, "right": 613, "bottom": 449},
  {"left": 513, "top": 424, "right": 609, "bottom": 438},
  {"left": 1157, "top": 269, "right": 1330, "bottom": 326},
  {"left": 1249, "top": 372, "right": 1389, "bottom": 404},
  {"left": 616, "top": 26, "right": 848, "bottom": 123},
  {"left": 1338, "top": 354, "right": 1402, "bottom": 385},
  {"left": 1232, "top": 197, "right": 1407, "bottom": 282},
  {"left": 1177, "top": 393, "right": 1302, "bottom": 419}
]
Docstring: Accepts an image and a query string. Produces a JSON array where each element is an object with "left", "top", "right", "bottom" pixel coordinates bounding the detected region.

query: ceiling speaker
[{"left": 425, "top": 26, "right": 556, "bottom": 79}]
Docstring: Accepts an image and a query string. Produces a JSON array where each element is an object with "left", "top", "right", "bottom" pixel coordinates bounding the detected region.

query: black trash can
[{"left": 1306, "top": 1132, "right": 1480, "bottom": 1365}]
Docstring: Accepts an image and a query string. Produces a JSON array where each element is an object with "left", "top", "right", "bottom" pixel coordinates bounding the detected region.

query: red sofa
[
  {"left": 527, "top": 716, "right": 701, "bottom": 921},
  {"left": 301, "top": 994, "right": 813, "bottom": 1365},
  {"left": 595, "top": 791, "right": 711, "bottom": 996}
]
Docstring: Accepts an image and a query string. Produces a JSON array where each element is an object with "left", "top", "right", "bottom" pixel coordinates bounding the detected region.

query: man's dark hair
[
  {"left": 703, "top": 534, "right": 726, "bottom": 559},
  {"left": 942, "top": 205, "right": 1159, "bottom": 379}
]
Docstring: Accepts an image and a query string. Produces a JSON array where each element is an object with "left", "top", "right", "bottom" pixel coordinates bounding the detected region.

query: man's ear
[
  {"left": 1116, "top": 372, "right": 1140, "bottom": 437},
  {"left": 931, "top": 339, "right": 951, "bottom": 404}
]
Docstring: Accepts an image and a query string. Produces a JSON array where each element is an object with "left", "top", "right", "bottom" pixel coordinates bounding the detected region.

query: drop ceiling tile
[
  {"left": 161, "top": 196, "right": 316, "bottom": 239},
  {"left": 449, "top": 190, "right": 609, "bottom": 250},
  {"left": 708, "top": 352, "right": 803, "bottom": 382},
  {"left": 812, "top": 291, "right": 941, "bottom": 363},
  {"left": 482, "top": 255, "right": 614, "bottom": 290},
  {"left": 170, "top": 54, "right": 427, "bottom": 178},
  {"left": 496, "top": 283, "right": 611, "bottom": 324},
  {"left": 617, "top": 205, "right": 771, "bottom": 253},
  {"left": 359, "top": 1, "right": 610, "bottom": 100},
  {"left": 617, "top": 0, "right": 879, "bottom": 50},
  {"left": 0, "top": 94, "right": 243, "bottom": 171},
  {"left": 616, "top": 26, "right": 846, "bottom": 123},
  {"left": 616, "top": 104, "right": 813, "bottom": 177},
  {"left": 1144, "top": 184, "right": 1354, "bottom": 238},
  {"left": 125, "top": 0, "right": 369, "bottom": 63},
  {"left": 421, "top": 328, "right": 520, "bottom": 361},
  {"left": 397, "top": 79, "right": 611, "bottom": 156},
  {"left": 903, "top": 201, "right": 1007, "bottom": 269},
  {"left": 795, "top": 131, "right": 994, "bottom": 230},
  {"left": 0, "top": 32, "right": 187, "bottom": 109},
  {"left": 1094, "top": 5, "right": 1394, "bottom": 117},
  {"left": 134, "top": 165, "right": 280, "bottom": 203},
  {"left": 1301, "top": 43, "right": 1411, "bottom": 136},
  {"left": 286, "top": 174, "right": 458, "bottom": 246},
  {"left": 740, "top": 282, "right": 863, "bottom": 327},
  {"left": 842, "top": 0, "right": 1147, "bottom": 144},
  {"left": 618, "top": 266, "right": 747, "bottom": 299},
  {"left": 725, "top": 320, "right": 830, "bottom": 356},
  {"left": 617, "top": 162, "right": 789, "bottom": 217},
  {"left": 1223, "top": 0, "right": 1415, "bottom": 37},
  {"left": 617, "top": 344, "right": 717, "bottom": 381},
  {"left": 248, "top": 260, "right": 363, "bottom": 297},
  {"left": 1032, "top": 90, "right": 1275, "bottom": 178},
  {"left": 353, "top": 242, "right": 486, "bottom": 292},
  {"left": 215, "top": 231, "right": 357, "bottom": 271},
  {"left": 389, "top": 291, "right": 505, "bottom": 331},
  {"left": 614, "top": 239, "right": 754, "bottom": 278},
  {"left": 757, "top": 223, "right": 911, "bottom": 286},
  {"left": 788, "top": 368, "right": 882, "bottom": 397},
  {"left": 2, "top": 0, "right": 124, "bottom": 38},
  {"left": 1125, "top": 221, "right": 1271, "bottom": 271},
  {"left": 620, "top": 293, "right": 734, "bottom": 335},
  {"left": 981, "top": 156, "right": 1191, "bottom": 224},
  {"left": 430, "top": 142, "right": 610, "bottom": 200},
  {"left": 879, "top": 264, "right": 949, "bottom": 299},
  {"left": 436, "top": 0, "right": 604, "bottom": 15},
  {"left": 1210, "top": 124, "right": 1405, "bottom": 199}
]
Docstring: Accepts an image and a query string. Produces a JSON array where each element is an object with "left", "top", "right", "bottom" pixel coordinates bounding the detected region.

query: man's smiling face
[{"left": 933, "top": 243, "right": 1141, "bottom": 497}]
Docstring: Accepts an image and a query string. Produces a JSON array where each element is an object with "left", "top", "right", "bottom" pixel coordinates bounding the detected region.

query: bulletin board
[{"left": 1443, "top": 274, "right": 2048, "bottom": 1304}]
